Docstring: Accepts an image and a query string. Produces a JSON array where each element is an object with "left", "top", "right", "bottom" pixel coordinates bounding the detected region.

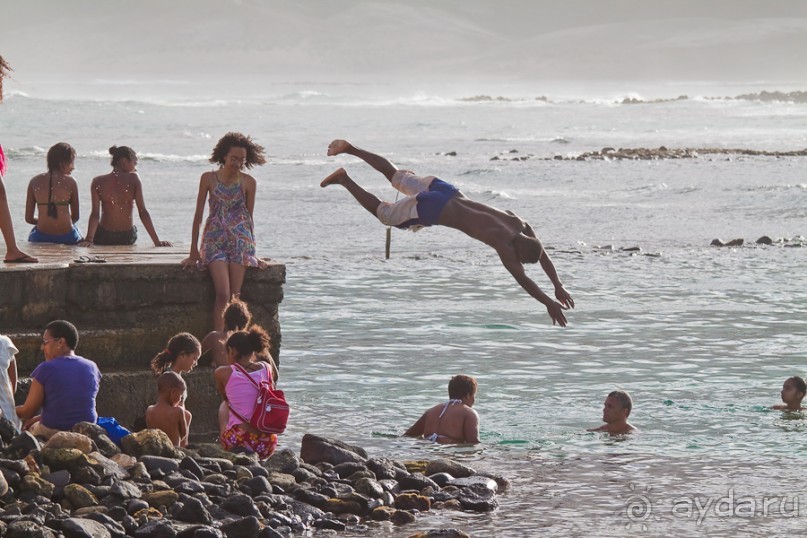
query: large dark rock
[
  {"left": 0, "top": 416, "right": 18, "bottom": 443},
  {"left": 57, "top": 517, "right": 113, "bottom": 538},
  {"left": 299, "top": 434, "right": 367, "bottom": 465},
  {"left": 132, "top": 519, "right": 178, "bottom": 537},
  {"left": 7, "top": 520, "right": 56, "bottom": 537},
  {"left": 222, "top": 494, "right": 261, "bottom": 518},
  {"left": 7, "top": 431, "right": 42, "bottom": 459},
  {"left": 173, "top": 496, "right": 212, "bottom": 525},
  {"left": 261, "top": 449, "right": 299, "bottom": 474},
  {"left": 220, "top": 516, "right": 262, "bottom": 538},
  {"left": 366, "top": 457, "right": 404, "bottom": 480},
  {"left": 457, "top": 482, "right": 498, "bottom": 512}
]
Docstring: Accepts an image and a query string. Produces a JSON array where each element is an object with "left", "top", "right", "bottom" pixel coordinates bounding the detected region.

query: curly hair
[
  {"left": 0, "top": 56, "right": 10, "bottom": 102},
  {"left": 209, "top": 132, "right": 267, "bottom": 169},
  {"left": 223, "top": 297, "right": 252, "bottom": 332},
  {"left": 226, "top": 325, "right": 270, "bottom": 359}
]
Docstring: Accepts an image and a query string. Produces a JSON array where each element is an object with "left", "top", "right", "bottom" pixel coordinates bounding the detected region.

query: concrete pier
[{"left": 0, "top": 243, "right": 285, "bottom": 437}]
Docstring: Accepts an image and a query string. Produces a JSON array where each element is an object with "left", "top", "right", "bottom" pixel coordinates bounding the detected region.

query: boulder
[
  {"left": 121, "top": 430, "right": 182, "bottom": 459},
  {"left": 63, "top": 483, "right": 99, "bottom": 509},
  {"left": 19, "top": 473, "right": 55, "bottom": 498},
  {"left": 395, "top": 492, "right": 431, "bottom": 511},
  {"left": 45, "top": 431, "right": 93, "bottom": 453},
  {"left": 425, "top": 458, "right": 475, "bottom": 478},
  {"left": 299, "top": 434, "right": 367, "bottom": 465},
  {"left": 262, "top": 448, "right": 300, "bottom": 474},
  {"left": 72, "top": 422, "right": 121, "bottom": 457}
]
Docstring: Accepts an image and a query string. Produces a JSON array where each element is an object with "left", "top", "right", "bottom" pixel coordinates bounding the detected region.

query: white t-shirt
[{"left": 0, "top": 336, "right": 21, "bottom": 430}]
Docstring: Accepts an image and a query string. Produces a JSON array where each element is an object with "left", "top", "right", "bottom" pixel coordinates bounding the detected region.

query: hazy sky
[{"left": 2, "top": 0, "right": 806, "bottom": 93}]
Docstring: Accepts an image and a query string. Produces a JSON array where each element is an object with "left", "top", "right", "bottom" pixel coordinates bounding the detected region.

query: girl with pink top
[{"left": 213, "top": 325, "right": 278, "bottom": 458}]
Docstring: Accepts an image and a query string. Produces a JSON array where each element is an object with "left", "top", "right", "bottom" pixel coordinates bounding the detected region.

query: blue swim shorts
[{"left": 28, "top": 225, "right": 84, "bottom": 245}]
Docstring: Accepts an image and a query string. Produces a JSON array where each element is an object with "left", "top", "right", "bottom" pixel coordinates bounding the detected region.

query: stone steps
[{"left": 0, "top": 246, "right": 285, "bottom": 439}]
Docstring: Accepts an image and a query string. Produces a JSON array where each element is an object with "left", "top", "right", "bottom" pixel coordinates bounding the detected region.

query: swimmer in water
[
  {"left": 404, "top": 374, "right": 480, "bottom": 444},
  {"left": 588, "top": 390, "right": 637, "bottom": 435},
  {"left": 772, "top": 376, "right": 806, "bottom": 412}
]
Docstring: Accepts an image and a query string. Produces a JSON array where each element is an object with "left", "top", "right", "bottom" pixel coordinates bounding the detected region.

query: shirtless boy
[
  {"left": 405, "top": 375, "right": 480, "bottom": 444},
  {"left": 588, "top": 390, "right": 636, "bottom": 435},
  {"left": 145, "top": 371, "right": 191, "bottom": 447},
  {"left": 772, "top": 376, "right": 806, "bottom": 411},
  {"left": 81, "top": 145, "right": 171, "bottom": 247},
  {"left": 322, "top": 140, "right": 574, "bottom": 326}
]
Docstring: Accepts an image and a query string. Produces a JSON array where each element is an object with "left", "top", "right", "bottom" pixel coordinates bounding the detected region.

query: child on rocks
[
  {"left": 214, "top": 325, "right": 278, "bottom": 459},
  {"left": 145, "top": 371, "right": 190, "bottom": 447},
  {"left": 148, "top": 333, "right": 200, "bottom": 446},
  {"left": 772, "top": 376, "right": 806, "bottom": 411}
]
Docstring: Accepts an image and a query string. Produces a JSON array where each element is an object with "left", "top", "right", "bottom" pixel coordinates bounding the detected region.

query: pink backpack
[{"left": 228, "top": 362, "right": 289, "bottom": 434}]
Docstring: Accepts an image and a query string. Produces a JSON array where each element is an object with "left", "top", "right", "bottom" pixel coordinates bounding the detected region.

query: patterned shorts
[{"left": 221, "top": 425, "right": 277, "bottom": 459}]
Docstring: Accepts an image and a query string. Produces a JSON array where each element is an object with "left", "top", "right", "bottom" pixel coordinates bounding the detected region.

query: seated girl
[
  {"left": 25, "top": 143, "right": 83, "bottom": 244},
  {"left": 214, "top": 325, "right": 278, "bottom": 459}
]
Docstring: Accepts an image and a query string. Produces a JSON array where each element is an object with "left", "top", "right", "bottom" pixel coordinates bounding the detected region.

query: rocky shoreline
[
  {"left": 0, "top": 420, "right": 503, "bottom": 537},
  {"left": 484, "top": 146, "right": 807, "bottom": 163}
]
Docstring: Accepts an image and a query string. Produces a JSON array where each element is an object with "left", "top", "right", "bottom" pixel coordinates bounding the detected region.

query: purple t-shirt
[{"left": 32, "top": 355, "right": 101, "bottom": 430}]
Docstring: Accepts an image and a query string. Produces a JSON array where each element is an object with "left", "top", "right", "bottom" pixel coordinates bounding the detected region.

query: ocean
[{"left": 2, "top": 81, "right": 807, "bottom": 536}]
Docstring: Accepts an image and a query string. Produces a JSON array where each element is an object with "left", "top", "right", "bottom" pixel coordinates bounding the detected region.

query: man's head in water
[
  {"left": 448, "top": 375, "right": 478, "bottom": 405},
  {"left": 602, "top": 390, "right": 632, "bottom": 424},
  {"left": 514, "top": 234, "right": 545, "bottom": 264}
]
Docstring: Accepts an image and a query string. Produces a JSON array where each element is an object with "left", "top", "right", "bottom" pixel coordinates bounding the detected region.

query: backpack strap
[
  {"left": 227, "top": 362, "right": 273, "bottom": 425},
  {"left": 233, "top": 361, "right": 274, "bottom": 388},
  {"left": 227, "top": 401, "right": 251, "bottom": 425}
]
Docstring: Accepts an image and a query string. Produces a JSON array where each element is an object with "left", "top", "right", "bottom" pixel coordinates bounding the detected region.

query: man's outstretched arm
[
  {"left": 498, "top": 247, "right": 569, "bottom": 326},
  {"left": 523, "top": 223, "right": 574, "bottom": 309}
]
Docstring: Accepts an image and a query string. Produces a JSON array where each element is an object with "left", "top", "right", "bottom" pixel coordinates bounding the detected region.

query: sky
[{"left": 1, "top": 0, "right": 806, "bottom": 96}]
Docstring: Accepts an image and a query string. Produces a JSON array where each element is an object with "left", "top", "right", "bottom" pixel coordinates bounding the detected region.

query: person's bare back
[
  {"left": 145, "top": 401, "right": 187, "bottom": 446},
  {"left": 92, "top": 172, "right": 137, "bottom": 231},
  {"left": 418, "top": 401, "right": 479, "bottom": 444},
  {"left": 405, "top": 375, "right": 480, "bottom": 444}
]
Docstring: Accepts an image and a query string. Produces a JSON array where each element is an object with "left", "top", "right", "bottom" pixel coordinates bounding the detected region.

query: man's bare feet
[
  {"left": 320, "top": 168, "right": 349, "bottom": 188},
  {"left": 327, "top": 140, "right": 352, "bottom": 156}
]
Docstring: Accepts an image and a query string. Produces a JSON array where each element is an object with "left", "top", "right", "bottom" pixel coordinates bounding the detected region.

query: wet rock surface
[{"left": 0, "top": 430, "right": 501, "bottom": 535}]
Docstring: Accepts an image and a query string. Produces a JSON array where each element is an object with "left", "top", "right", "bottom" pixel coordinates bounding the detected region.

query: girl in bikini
[
  {"left": 181, "top": 132, "right": 267, "bottom": 332},
  {"left": 25, "top": 142, "right": 83, "bottom": 245}
]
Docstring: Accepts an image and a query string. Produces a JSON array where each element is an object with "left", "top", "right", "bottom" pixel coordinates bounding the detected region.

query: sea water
[{"left": 2, "top": 82, "right": 807, "bottom": 536}]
